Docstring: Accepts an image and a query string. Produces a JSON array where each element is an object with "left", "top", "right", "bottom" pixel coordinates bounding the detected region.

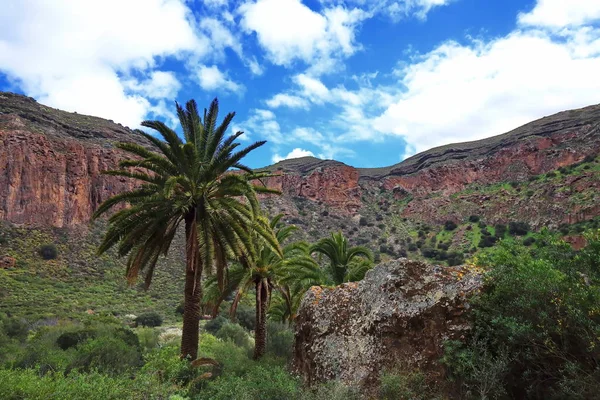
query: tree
[
  {"left": 205, "top": 214, "right": 323, "bottom": 359},
  {"left": 93, "top": 98, "right": 276, "bottom": 360},
  {"left": 310, "top": 231, "right": 374, "bottom": 285}
]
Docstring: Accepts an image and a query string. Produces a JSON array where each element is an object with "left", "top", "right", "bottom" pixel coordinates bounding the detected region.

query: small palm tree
[
  {"left": 205, "top": 214, "right": 322, "bottom": 359},
  {"left": 310, "top": 231, "right": 374, "bottom": 285},
  {"left": 93, "top": 98, "right": 277, "bottom": 360}
]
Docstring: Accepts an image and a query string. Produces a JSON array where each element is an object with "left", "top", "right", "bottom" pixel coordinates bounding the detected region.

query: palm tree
[
  {"left": 310, "top": 231, "right": 374, "bottom": 285},
  {"left": 205, "top": 214, "right": 322, "bottom": 359},
  {"left": 93, "top": 98, "right": 278, "bottom": 360}
]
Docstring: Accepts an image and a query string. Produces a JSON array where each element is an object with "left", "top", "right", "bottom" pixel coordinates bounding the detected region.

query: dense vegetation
[{"left": 1, "top": 97, "right": 599, "bottom": 398}]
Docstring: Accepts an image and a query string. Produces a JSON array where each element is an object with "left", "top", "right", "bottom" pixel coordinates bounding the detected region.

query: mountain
[{"left": 1, "top": 91, "right": 600, "bottom": 258}]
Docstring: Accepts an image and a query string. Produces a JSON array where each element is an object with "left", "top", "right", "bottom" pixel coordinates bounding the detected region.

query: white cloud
[
  {"left": 293, "top": 74, "right": 331, "bottom": 102},
  {"left": 373, "top": 27, "right": 600, "bottom": 154},
  {"left": 199, "top": 17, "right": 242, "bottom": 59},
  {"left": 247, "top": 57, "right": 265, "bottom": 76},
  {"left": 266, "top": 93, "right": 310, "bottom": 109},
  {"left": 319, "top": 0, "right": 452, "bottom": 20},
  {"left": 203, "top": 0, "right": 229, "bottom": 8},
  {"left": 0, "top": 0, "right": 202, "bottom": 127},
  {"left": 272, "top": 148, "right": 315, "bottom": 163},
  {"left": 123, "top": 71, "right": 182, "bottom": 100},
  {"left": 196, "top": 65, "right": 245, "bottom": 94},
  {"left": 239, "top": 0, "right": 366, "bottom": 73},
  {"left": 518, "top": 0, "right": 600, "bottom": 28}
]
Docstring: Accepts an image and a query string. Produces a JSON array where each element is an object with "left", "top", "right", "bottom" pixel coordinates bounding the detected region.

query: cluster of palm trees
[{"left": 94, "top": 98, "right": 373, "bottom": 361}]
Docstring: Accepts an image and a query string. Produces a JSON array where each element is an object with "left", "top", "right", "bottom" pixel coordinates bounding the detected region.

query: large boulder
[{"left": 293, "top": 259, "right": 482, "bottom": 391}]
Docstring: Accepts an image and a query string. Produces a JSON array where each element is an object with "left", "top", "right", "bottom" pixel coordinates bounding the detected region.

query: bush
[
  {"left": 56, "top": 329, "right": 95, "bottom": 350},
  {"left": 39, "top": 244, "right": 58, "bottom": 260},
  {"left": 523, "top": 237, "right": 536, "bottom": 246},
  {"left": 199, "top": 363, "right": 300, "bottom": 400},
  {"left": 447, "top": 252, "right": 465, "bottom": 266},
  {"left": 478, "top": 235, "right": 498, "bottom": 248},
  {"left": 266, "top": 322, "right": 294, "bottom": 361},
  {"left": 546, "top": 171, "right": 557, "bottom": 178},
  {"left": 234, "top": 303, "right": 256, "bottom": 332},
  {"left": 468, "top": 215, "right": 480, "bottom": 223},
  {"left": 69, "top": 336, "right": 142, "bottom": 375},
  {"left": 444, "top": 220, "right": 458, "bottom": 231},
  {"left": 449, "top": 233, "right": 600, "bottom": 398},
  {"left": 1, "top": 316, "right": 28, "bottom": 341},
  {"left": 135, "top": 312, "right": 162, "bottom": 327},
  {"left": 136, "top": 327, "right": 160, "bottom": 350},
  {"left": 359, "top": 217, "right": 368, "bottom": 227},
  {"left": 379, "top": 368, "right": 440, "bottom": 400},
  {"left": 204, "top": 315, "right": 228, "bottom": 335},
  {"left": 508, "top": 221, "right": 529, "bottom": 236},
  {"left": 215, "top": 322, "right": 251, "bottom": 349},
  {"left": 0, "top": 368, "right": 174, "bottom": 400},
  {"left": 494, "top": 224, "right": 507, "bottom": 238},
  {"left": 408, "top": 244, "right": 418, "bottom": 252}
]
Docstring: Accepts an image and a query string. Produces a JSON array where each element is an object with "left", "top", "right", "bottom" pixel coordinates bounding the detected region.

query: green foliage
[
  {"left": 311, "top": 232, "right": 373, "bottom": 285},
  {"left": 266, "top": 321, "right": 294, "bottom": 361},
  {"left": 508, "top": 221, "right": 529, "bottom": 236},
  {"left": 198, "top": 362, "right": 301, "bottom": 400},
  {"left": 444, "top": 220, "right": 458, "bottom": 231},
  {"left": 378, "top": 368, "right": 443, "bottom": 400},
  {"left": 447, "top": 231, "right": 600, "bottom": 399},
  {"left": 204, "top": 315, "right": 228, "bottom": 334},
  {"left": 468, "top": 215, "right": 480, "bottom": 223},
  {"left": 0, "top": 315, "right": 28, "bottom": 341},
  {"left": 135, "top": 311, "right": 163, "bottom": 327},
  {"left": 39, "top": 243, "right": 58, "bottom": 260},
  {"left": 216, "top": 322, "right": 252, "bottom": 349},
  {"left": 136, "top": 327, "right": 160, "bottom": 351},
  {"left": 69, "top": 335, "right": 142, "bottom": 375},
  {"left": 0, "top": 368, "right": 174, "bottom": 400},
  {"left": 359, "top": 217, "right": 368, "bottom": 226}
]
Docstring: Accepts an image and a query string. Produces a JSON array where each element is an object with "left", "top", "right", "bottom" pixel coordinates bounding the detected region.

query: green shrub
[
  {"left": 508, "top": 221, "right": 529, "bottom": 236},
  {"left": 136, "top": 327, "right": 160, "bottom": 351},
  {"left": 523, "top": 237, "right": 536, "bottom": 246},
  {"left": 135, "top": 312, "right": 163, "bottom": 327},
  {"left": 235, "top": 303, "right": 256, "bottom": 331},
  {"left": 450, "top": 232, "right": 600, "bottom": 398},
  {"left": 378, "top": 368, "right": 440, "bottom": 400},
  {"left": 468, "top": 215, "right": 480, "bottom": 223},
  {"left": 39, "top": 244, "right": 58, "bottom": 260},
  {"left": 0, "top": 368, "right": 173, "bottom": 400},
  {"left": 198, "top": 363, "right": 300, "bottom": 400},
  {"left": 56, "top": 329, "right": 95, "bottom": 350},
  {"left": 204, "top": 315, "right": 228, "bottom": 335},
  {"left": 68, "top": 336, "right": 142, "bottom": 375},
  {"left": 266, "top": 321, "right": 294, "bottom": 361},
  {"left": 494, "top": 224, "right": 507, "bottom": 238},
  {"left": 447, "top": 252, "right": 465, "bottom": 266},
  {"left": 1, "top": 316, "right": 28, "bottom": 341},
  {"left": 359, "top": 217, "right": 368, "bottom": 227},
  {"left": 215, "top": 322, "right": 251, "bottom": 349}
]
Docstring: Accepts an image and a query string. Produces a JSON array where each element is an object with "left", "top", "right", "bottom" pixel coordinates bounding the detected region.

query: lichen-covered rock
[{"left": 293, "top": 259, "right": 482, "bottom": 391}]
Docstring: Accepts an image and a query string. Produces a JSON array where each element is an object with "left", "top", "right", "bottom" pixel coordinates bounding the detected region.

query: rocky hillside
[{"left": 1, "top": 91, "right": 599, "bottom": 262}]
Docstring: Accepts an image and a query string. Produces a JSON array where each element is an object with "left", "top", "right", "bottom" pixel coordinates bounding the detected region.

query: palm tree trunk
[
  {"left": 253, "top": 278, "right": 268, "bottom": 360},
  {"left": 181, "top": 211, "right": 203, "bottom": 360}
]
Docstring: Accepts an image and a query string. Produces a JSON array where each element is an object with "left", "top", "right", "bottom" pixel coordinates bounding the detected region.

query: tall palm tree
[
  {"left": 205, "top": 214, "right": 322, "bottom": 359},
  {"left": 93, "top": 98, "right": 278, "bottom": 360},
  {"left": 310, "top": 231, "right": 374, "bottom": 285}
]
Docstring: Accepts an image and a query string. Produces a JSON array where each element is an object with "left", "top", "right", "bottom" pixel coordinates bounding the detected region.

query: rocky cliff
[
  {"left": 1, "top": 92, "right": 599, "bottom": 237},
  {"left": 0, "top": 92, "right": 152, "bottom": 227},
  {"left": 293, "top": 259, "right": 483, "bottom": 392}
]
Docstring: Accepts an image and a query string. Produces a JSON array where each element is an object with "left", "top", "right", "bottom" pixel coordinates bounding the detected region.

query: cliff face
[
  {"left": 1, "top": 91, "right": 599, "bottom": 231},
  {"left": 0, "top": 92, "right": 149, "bottom": 227}
]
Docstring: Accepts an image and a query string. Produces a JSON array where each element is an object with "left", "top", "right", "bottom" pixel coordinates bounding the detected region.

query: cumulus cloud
[
  {"left": 373, "top": 26, "right": 600, "bottom": 154},
  {"left": 518, "top": 0, "right": 600, "bottom": 28},
  {"left": 196, "top": 65, "right": 245, "bottom": 94},
  {"left": 239, "top": 0, "right": 367, "bottom": 74},
  {"left": 272, "top": 148, "right": 315, "bottom": 163},
  {"left": 318, "top": 0, "right": 452, "bottom": 20},
  {"left": 266, "top": 94, "right": 310, "bottom": 109},
  {"left": 0, "top": 0, "right": 202, "bottom": 127}
]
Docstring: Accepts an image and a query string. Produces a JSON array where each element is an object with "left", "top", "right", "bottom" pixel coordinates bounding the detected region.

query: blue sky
[{"left": 1, "top": 0, "right": 600, "bottom": 168}]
